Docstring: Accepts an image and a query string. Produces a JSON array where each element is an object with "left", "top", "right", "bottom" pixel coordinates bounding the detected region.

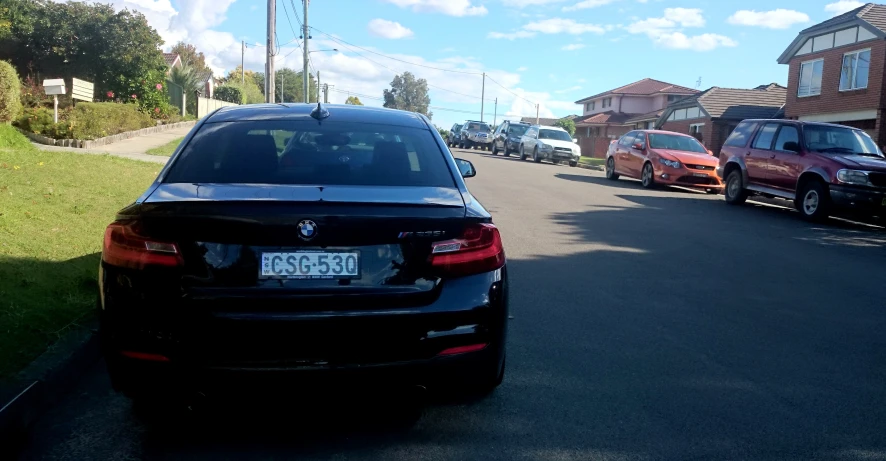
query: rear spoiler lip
[{"left": 143, "top": 183, "right": 467, "bottom": 207}]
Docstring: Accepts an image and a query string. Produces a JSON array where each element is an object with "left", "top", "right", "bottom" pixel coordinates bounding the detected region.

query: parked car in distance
[
  {"left": 459, "top": 121, "right": 493, "bottom": 150},
  {"left": 518, "top": 125, "right": 581, "bottom": 166},
  {"left": 447, "top": 123, "right": 463, "bottom": 148},
  {"left": 99, "top": 103, "right": 508, "bottom": 404},
  {"left": 491, "top": 120, "right": 531, "bottom": 157},
  {"left": 605, "top": 130, "right": 722, "bottom": 192},
  {"left": 718, "top": 119, "right": 886, "bottom": 221}
]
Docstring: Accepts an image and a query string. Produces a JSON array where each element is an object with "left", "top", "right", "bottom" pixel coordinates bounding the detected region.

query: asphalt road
[{"left": 20, "top": 149, "right": 886, "bottom": 461}]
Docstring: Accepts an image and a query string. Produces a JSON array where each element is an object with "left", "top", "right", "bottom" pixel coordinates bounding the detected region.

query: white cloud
[
  {"left": 523, "top": 18, "right": 607, "bottom": 34},
  {"left": 367, "top": 19, "right": 415, "bottom": 39},
  {"left": 487, "top": 30, "right": 537, "bottom": 40},
  {"left": 383, "top": 0, "right": 488, "bottom": 16},
  {"left": 561, "top": 43, "right": 586, "bottom": 50},
  {"left": 507, "top": 0, "right": 566, "bottom": 7},
  {"left": 555, "top": 85, "right": 582, "bottom": 93},
  {"left": 517, "top": 66, "right": 529, "bottom": 71},
  {"left": 727, "top": 9, "right": 810, "bottom": 29},
  {"left": 563, "top": 0, "right": 620, "bottom": 12},
  {"left": 625, "top": 8, "right": 735, "bottom": 51},
  {"left": 654, "top": 32, "right": 737, "bottom": 51},
  {"left": 824, "top": 1, "right": 864, "bottom": 15}
]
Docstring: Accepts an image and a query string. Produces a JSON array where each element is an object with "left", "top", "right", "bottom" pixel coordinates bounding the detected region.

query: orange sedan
[{"left": 605, "top": 130, "right": 723, "bottom": 194}]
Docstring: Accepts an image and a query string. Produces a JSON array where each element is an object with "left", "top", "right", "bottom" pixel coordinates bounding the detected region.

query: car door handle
[
  {"left": 770, "top": 154, "right": 776, "bottom": 159},
  {"left": 745, "top": 152, "right": 751, "bottom": 156}
]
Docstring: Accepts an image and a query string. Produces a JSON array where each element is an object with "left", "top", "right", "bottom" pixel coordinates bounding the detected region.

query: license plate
[
  {"left": 260, "top": 251, "right": 360, "bottom": 279},
  {"left": 692, "top": 173, "right": 709, "bottom": 177}
]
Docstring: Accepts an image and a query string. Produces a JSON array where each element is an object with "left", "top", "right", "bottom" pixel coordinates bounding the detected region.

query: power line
[
  {"left": 328, "top": 88, "right": 532, "bottom": 119},
  {"left": 290, "top": 0, "right": 303, "bottom": 26},
  {"left": 313, "top": 30, "right": 494, "bottom": 102},
  {"left": 311, "top": 26, "right": 482, "bottom": 75},
  {"left": 484, "top": 74, "right": 536, "bottom": 106}
]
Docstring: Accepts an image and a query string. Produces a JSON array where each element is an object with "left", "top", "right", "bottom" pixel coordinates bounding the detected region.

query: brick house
[
  {"left": 777, "top": 2, "right": 886, "bottom": 147},
  {"left": 658, "top": 84, "right": 787, "bottom": 155},
  {"left": 573, "top": 78, "right": 698, "bottom": 157}
]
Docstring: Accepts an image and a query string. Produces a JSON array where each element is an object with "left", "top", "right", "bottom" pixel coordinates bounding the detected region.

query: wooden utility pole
[
  {"left": 266, "top": 0, "right": 276, "bottom": 103},
  {"left": 303, "top": 0, "right": 310, "bottom": 103}
]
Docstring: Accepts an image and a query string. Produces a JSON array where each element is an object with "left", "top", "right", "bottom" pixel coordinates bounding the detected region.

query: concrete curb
[
  {"left": 0, "top": 317, "right": 100, "bottom": 458},
  {"left": 15, "top": 121, "right": 195, "bottom": 149},
  {"left": 576, "top": 163, "right": 603, "bottom": 172}
]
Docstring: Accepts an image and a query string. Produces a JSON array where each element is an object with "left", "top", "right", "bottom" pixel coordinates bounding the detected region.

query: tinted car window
[
  {"left": 774, "top": 125, "right": 800, "bottom": 151},
  {"left": 164, "top": 121, "right": 456, "bottom": 187},
  {"left": 619, "top": 132, "right": 637, "bottom": 146},
  {"left": 723, "top": 121, "right": 758, "bottom": 148},
  {"left": 753, "top": 123, "right": 779, "bottom": 150},
  {"left": 648, "top": 133, "right": 707, "bottom": 153},
  {"left": 508, "top": 124, "right": 529, "bottom": 137},
  {"left": 467, "top": 122, "right": 491, "bottom": 132}
]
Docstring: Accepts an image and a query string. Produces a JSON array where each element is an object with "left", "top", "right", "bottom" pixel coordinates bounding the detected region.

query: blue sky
[{"left": 109, "top": 0, "right": 866, "bottom": 128}]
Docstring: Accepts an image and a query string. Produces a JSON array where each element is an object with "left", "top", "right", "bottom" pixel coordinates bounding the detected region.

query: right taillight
[
  {"left": 429, "top": 223, "right": 505, "bottom": 277},
  {"left": 102, "top": 222, "right": 182, "bottom": 269}
]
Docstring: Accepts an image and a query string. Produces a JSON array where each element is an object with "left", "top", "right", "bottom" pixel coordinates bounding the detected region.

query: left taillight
[
  {"left": 102, "top": 222, "right": 182, "bottom": 269},
  {"left": 429, "top": 223, "right": 505, "bottom": 277}
]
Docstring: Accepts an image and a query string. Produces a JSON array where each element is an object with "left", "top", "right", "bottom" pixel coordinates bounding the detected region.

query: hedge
[
  {"left": 215, "top": 85, "right": 244, "bottom": 104},
  {"left": 0, "top": 60, "right": 22, "bottom": 123}
]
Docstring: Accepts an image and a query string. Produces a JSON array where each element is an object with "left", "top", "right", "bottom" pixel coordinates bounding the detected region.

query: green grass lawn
[
  {"left": 0, "top": 125, "right": 160, "bottom": 379},
  {"left": 145, "top": 137, "right": 184, "bottom": 156},
  {"left": 579, "top": 156, "right": 605, "bottom": 167}
]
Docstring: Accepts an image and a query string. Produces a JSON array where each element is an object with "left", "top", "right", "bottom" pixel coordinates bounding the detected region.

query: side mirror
[
  {"left": 632, "top": 142, "right": 645, "bottom": 150},
  {"left": 783, "top": 141, "right": 801, "bottom": 153},
  {"left": 455, "top": 158, "right": 476, "bottom": 178},
  {"left": 707, "top": 149, "right": 714, "bottom": 156}
]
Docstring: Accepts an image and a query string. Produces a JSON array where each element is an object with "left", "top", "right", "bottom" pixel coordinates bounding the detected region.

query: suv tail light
[
  {"left": 429, "top": 223, "right": 505, "bottom": 277},
  {"left": 102, "top": 222, "right": 182, "bottom": 269}
]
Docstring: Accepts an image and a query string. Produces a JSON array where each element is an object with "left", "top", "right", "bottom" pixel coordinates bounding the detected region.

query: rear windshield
[
  {"left": 539, "top": 129, "right": 572, "bottom": 141},
  {"left": 466, "top": 123, "right": 490, "bottom": 132},
  {"left": 164, "top": 121, "right": 456, "bottom": 187},
  {"left": 507, "top": 125, "right": 529, "bottom": 136}
]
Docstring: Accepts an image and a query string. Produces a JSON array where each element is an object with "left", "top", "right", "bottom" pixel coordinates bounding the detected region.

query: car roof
[
  {"left": 506, "top": 120, "right": 531, "bottom": 125},
  {"left": 537, "top": 125, "right": 567, "bottom": 131},
  {"left": 206, "top": 103, "right": 430, "bottom": 129},
  {"left": 739, "top": 119, "right": 865, "bottom": 130},
  {"left": 634, "top": 129, "right": 695, "bottom": 137}
]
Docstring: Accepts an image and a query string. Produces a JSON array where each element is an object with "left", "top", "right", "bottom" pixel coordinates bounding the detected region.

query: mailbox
[{"left": 43, "top": 79, "right": 66, "bottom": 95}]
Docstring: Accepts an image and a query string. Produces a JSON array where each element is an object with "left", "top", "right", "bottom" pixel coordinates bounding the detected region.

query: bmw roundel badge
[{"left": 297, "top": 219, "right": 317, "bottom": 241}]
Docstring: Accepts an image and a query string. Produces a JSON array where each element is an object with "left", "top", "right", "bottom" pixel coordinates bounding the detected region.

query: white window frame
[
  {"left": 689, "top": 123, "right": 705, "bottom": 133},
  {"left": 798, "top": 58, "right": 824, "bottom": 97},
  {"left": 839, "top": 48, "right": 870, "bottom": 92}
]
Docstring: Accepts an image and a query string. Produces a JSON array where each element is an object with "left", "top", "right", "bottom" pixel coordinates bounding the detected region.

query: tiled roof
[
  {"left": 163, "top": 53, "right": 180, "bottom": 67},
  {"left": 665, "top": 84, "right": 787, "bottom": 120},
  {"left": 575, "top": 111, "right": 639, "bottom": 126},
  {"left": 799, "top": 3, "right": 883, "bottom": 34},
  {"left": 195, "top": 70, "right": 214, "bottom": 83},
  {"left": 575, "top": 78, "right": 699, "bottom": 104},
  {"left": 625, "top": 109, "right": 664, "bottom": 123},
  {"left": 780, "top": 4, "right": 886, "bottom": 64}
]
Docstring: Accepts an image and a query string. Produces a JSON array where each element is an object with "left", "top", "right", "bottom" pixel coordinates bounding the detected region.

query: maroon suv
[{"left": 717, "top": 119, "right": 886, "bottom": 221}]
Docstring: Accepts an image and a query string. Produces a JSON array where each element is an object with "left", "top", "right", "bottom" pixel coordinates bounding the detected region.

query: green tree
[
  {"left": 345, "top": 96, "right": 363, "bottom": 105},
  {"left": 222, "top": 66, "right": 264, "bottom": 104},
  {"left": 170, "top": 42, "right": 210, "bottom": 75},
  {"left": 0, "top": 60, "right": 21, "bottom": 123},
  {"left": 5, "top": 2, "right": 166, "bottom": 103},
  {"left": 554, "top": 118, "right": 576, "bottom": 136},
  {"left": 273, "top": 68, "right": 318, "bottom": 103},
  {"left": 383, "top": 71, "right": 432, "bottom": 119},
  {"left": 436, "top": 126, "right": 449, "bottom": 138}
]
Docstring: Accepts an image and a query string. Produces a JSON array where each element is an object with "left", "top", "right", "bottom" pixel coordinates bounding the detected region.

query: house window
[
  {"left": 798, "top": 59, "right": 823, "bottom": 97},
  {"left": 667, "top": 95, "right": 682, "bottom": 103},
  {"left": 587, "top": 101, "right": 595, "bottom": 111},
  {"left": 840, "top": 49, "right": 870, "bottom": 91},
  {"left": 689, "top": 123, "right": 704, "bottom": 142},
  {"left": 686, "top": 107, "right": 700, "bottom": 119},
  {"left": 646, "top": 121, "right": 655, "bottom": 129},
  {"left": 602, "top": 97, "right": 611, "bottom": 108}
]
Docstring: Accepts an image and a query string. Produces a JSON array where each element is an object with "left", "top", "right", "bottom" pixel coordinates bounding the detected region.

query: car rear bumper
[
  {"left": 830, "top": 184, "right": 886, "bottom": 213},
  {"left": 100, "top": 267, "right": 508, "bottom": 394}
]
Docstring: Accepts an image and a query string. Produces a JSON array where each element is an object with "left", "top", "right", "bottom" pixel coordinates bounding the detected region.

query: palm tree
[{"left": 168, "top": 65, "right": 202, "bottom": 116}]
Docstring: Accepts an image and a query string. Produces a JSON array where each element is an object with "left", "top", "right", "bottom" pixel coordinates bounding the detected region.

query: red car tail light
[
  {"left": 102, "top": 222, "right": 183, "bottom": 269},
  {"left": 437, "top": 343, "right": 488, "bottom": 356},
  {"left": 429, "top": 223, "right": 505, "bottom": 277}
]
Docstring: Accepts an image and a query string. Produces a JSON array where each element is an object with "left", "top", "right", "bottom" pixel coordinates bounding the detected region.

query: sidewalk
[{"left": 34, "top": 125, "right": 193, "bottom": 164}]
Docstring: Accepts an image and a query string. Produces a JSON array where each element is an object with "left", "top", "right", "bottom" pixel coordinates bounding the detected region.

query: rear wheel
[
  {"left": 533, "top": 148, "right": 541, "bottom": 163},
  {"left": 569, "top": 161, "right": 577, "bottom": 167},
  {"left": 503, "top": 144, "right": 510, "bottom": 157},
  {"left": 605, "top": 157, "right": 619, "bottom": 180},
  {"left": 724, "top": 171, "right": 748, "bottom": 205},
  {"left": 519, "top": 146, "right": 526, "bottom": 161},
  {"left": 492, "top": 144, "right": 499, "bottom": 155},
  {"left": 796, "top": 180, "right": 831, "bottom": 222},
  {"left": 641, "top": 162, "right": 655, "bottom": 188}
]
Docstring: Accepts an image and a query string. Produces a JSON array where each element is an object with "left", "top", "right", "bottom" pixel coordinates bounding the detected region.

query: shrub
[
  {"left": 0, "top": 60, "right": 22, "bottom": 123},
  {"left": 215, "top": 85, "right": 243, "bottom": 104},
  {"left": 68, "top": 102, "right": 153, "bottom": 140},
  {"left": 12, "top": 107, "right": 71, "bottom": 138}
]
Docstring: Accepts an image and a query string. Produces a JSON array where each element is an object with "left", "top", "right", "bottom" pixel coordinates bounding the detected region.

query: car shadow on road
[{"left": 555, "top": 172, "right": 708, "bottom": 194}]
